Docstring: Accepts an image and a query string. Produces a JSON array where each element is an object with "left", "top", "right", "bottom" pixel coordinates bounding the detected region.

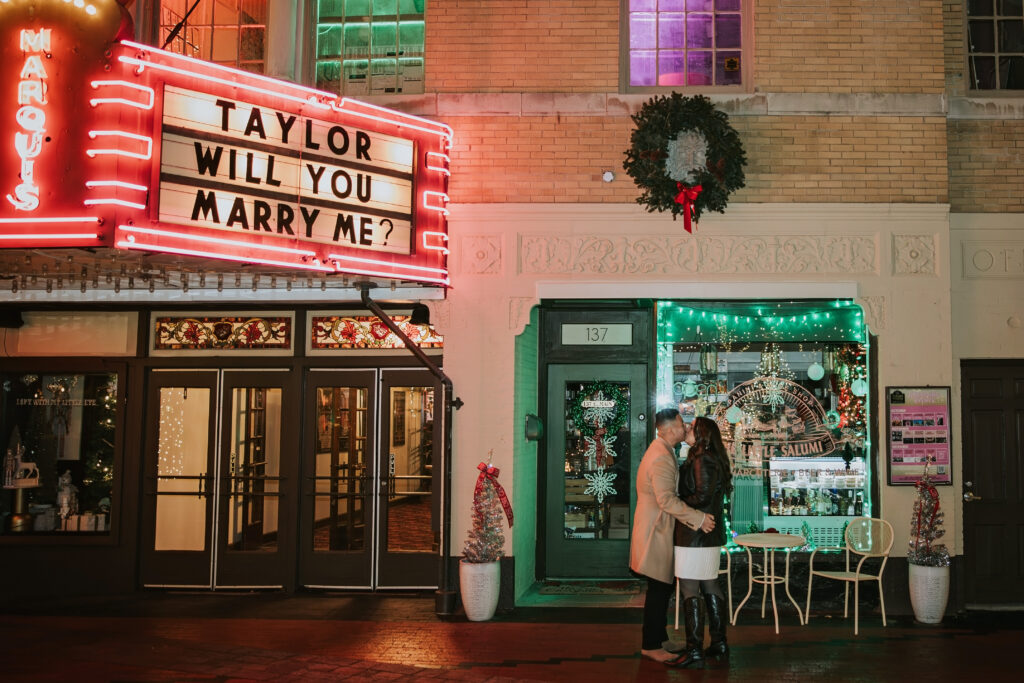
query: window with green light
[
  {"left": 656, "top": 300, "right": 872, "bottom": 550},
  {"left": 315, "top": 0, "right": 425, "bottom": 96}
]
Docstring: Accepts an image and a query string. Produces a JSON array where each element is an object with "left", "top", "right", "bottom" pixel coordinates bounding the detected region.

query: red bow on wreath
[
  {"left": 477, "top": 461, "right": 514, "bottom": 528},
  {"left": 675, "top": 183, "right": 703, "bottom": 233}
]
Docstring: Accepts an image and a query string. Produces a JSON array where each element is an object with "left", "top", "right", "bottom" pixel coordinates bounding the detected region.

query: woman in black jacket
[{"left": 669, "top": 416, "right": 733, "bottom": 668}]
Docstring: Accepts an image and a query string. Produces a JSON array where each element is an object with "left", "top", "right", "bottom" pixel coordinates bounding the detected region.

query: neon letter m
[{"left": 20, "top": 30, "right": 52, "bottom": 53}]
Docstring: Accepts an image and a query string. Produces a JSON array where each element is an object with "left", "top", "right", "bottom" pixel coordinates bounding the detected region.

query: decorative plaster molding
[
  {"left": 424, "top": 300, "right": 452, "bottom": 336},
  {"left": 893, "top": 234, "right": 937, "bottom": 275},
  {"left": 961, "top": 241, "right": 1024, "bottom": 280},
  {"left": 509, "top": 297, "right": 539, "bottom": 335},
  {"left": 462, "top": 235, "right": 503, "bottom": 275},
  {"left": 858, "top": 296, "right": 887, "bottom": 332},
  {"left": 520, "top": 234, "right": 877, "bottom": 275}
]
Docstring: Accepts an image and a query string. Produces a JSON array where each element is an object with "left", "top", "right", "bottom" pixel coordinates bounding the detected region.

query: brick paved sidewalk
[{"left": 0, "top": 594, "right": 1021, "bottom": 682}]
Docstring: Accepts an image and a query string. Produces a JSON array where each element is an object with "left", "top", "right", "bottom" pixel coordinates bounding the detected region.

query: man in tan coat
[{"left": 630, "top": 408, "right": 715, "bottom": 663}]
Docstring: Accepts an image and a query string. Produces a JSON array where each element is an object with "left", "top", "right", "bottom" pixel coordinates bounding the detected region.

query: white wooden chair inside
[
  {"left": 804, "top": 517, "right": 894, "bottom": 635},
  {"left": 674, "top": 548, "right": 732, "bottom": 630}
]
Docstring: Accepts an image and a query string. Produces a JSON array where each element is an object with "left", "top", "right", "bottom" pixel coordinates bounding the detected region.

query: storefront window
[
  {"left": 1, "top": 373, "right": 117, "bottom": 536},
  {"left": 656, "top": 300, "right": 870, "bottom": 549}
]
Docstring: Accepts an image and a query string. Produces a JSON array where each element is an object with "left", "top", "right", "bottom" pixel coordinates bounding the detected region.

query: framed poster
[{"left": 886, "top": 386, "right": 952, "bottom": 486}]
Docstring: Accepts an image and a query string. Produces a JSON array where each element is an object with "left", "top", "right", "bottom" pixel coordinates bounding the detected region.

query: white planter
[
  {"left": 908, "top": 563, "right": 949, "bottom": 624},
  {"left": 459, "top": 559, "right": 500, "bottom": 621}
]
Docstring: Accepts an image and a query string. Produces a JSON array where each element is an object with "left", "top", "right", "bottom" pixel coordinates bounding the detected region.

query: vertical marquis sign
[
  {"left": 0, "top": 0, "right": 132, "bottom": 245},
  {"left": 8, "top": 28, "right": 50, "bottom": 211},
  {"left": 159, "top": 87, "right": 416, "bottom": 255}
]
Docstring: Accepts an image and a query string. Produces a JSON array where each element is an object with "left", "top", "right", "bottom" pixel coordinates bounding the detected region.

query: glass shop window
[
  {"left": 1, "top": 373, "right": 118, "bottom": 536},
  {"left": 656, "top": 301, "right": 871, "bottom": 550},
  {"left": 160, "top": 0, "right": 268, "bottom": 73},
  {"left": 625, "top": 0, "right": 745, "bottom": 89},
  {"left": 967, "top": 0, "right": 1024, "bottom": 90},
  {"left": 315, "top": 0, "right": 425, "bottom": 96}
]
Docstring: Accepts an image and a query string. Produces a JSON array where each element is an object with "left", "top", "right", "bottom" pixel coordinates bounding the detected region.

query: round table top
[{"left": 733, "top": 533, "right": 805, "bottom": 549}]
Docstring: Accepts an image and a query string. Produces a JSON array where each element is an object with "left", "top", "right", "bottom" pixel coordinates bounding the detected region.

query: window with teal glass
[
  {"left": 625, "top": 0, "right": 745, "bottom": 89},
  {"left": 316, "top": 0, "right": 425, "bottom": 95}
]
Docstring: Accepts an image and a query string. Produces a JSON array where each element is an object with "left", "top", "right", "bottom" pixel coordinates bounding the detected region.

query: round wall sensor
[{"left": 602, "top": 171, "right": 615, "bottom": 183}]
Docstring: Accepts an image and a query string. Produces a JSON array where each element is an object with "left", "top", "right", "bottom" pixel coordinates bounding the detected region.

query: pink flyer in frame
[{"left": 886, "top": 386, "right": 952, "bottom": 485}]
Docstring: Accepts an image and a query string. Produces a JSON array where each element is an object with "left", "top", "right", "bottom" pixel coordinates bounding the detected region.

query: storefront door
[
  {"left": 140, "top": 369, "right": 299, "bottom": 589},
  {"left": 961, "top": 360, "right": 1024, "bottom": 604},
  {"left": 545, "top": 364, "right": 647, "bottom": 577},
  {"left": 298, "top": 368, "right": 440, "bottom": 589}
]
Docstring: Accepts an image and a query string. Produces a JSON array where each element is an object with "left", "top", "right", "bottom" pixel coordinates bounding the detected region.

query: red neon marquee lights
[{"left": 0, "top": 4, "right": 451, "bottom": 286}]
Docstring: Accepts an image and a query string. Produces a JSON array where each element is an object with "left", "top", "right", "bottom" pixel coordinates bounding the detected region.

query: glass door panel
[
  {"left": 545, "top": 364, "right": 647, "bottom": 578},
  {"left": 377, "top": 370, "right": 439, "bottom": 587},
  {"left": 226, "top": 387, "right": 282, "bottom": 553},
  {"left": 299, "top": 370, "right": 376, "bottom": 588},
  {"left": 216, "top": 371, "right": 296, "bottom": 588},
  {"left": 154, "top": 387, "right": 211, "bottom": 551},
  {"left": 561, "top": 380, "right": 633, "bottom": 542},
  {"left": 312, "top": 385, "right": 368, "bottom": 552},
  {"left": 141, "top": 372, "right": 217, "bottom": 587},
  {"left": 386, "top": 385, "right": 434, "bottom": 553}
]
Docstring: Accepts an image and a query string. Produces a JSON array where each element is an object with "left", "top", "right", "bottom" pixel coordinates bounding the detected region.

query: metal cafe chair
[
  {"left": 805, "top": 517, "right": 894, "bottom": 635},
  {"left": 674, "top": 548, "right": 732, "bottom": 630}
]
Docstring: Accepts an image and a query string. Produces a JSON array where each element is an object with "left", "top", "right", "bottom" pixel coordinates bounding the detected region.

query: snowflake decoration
[
  {"left": 583, "top": 434, "right": 617, "bottom": 470},
  {"left": 584, "top": 467, "right": 618, "bottom": 504},
  {"left": 666, "top": 129, "right": 708, "bottom": 184},
  {"left": 762, "top": 378, "right": 787, "bottom": 409},
  {"left": 582, "top": 391, "right": 618, "bottom": 427}
]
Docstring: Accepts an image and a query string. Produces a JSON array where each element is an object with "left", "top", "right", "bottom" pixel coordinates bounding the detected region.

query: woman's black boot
[
  {"left": 704, "top": 593, "right": 730, "bottom": 660},
  {"left": 667, "top": 597, "right": 705, "bottom": 668}
]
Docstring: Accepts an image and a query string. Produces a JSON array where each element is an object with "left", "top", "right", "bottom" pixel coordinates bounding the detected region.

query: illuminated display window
[
  {"left": 1, "top": 373, "right": 118, "bottom": 537},
  {"left": 656, "top": 300, "right": 871, "bottom": 550},
  {"left": 625, "top": 0, "right": 745, "bottom": 89},
  {"left": 967, "top": 0, "right": 1024, "bottom": 90},
  {"left": 315, "top": 0, "right": 425, "bottom": 96},
  {"left": 160, "top": 0, "right": 268, "bottom": 73}
]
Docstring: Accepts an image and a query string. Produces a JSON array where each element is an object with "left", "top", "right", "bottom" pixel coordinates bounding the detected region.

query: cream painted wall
[
  {"left": 3, "top": 312, "right": 138, "bottom": 356},
  {"left": 949, "top": 213, "right": 1024, "bottom": 554},
  {"left": 444, "top": 202, "right": 956, "bottom": 567}
]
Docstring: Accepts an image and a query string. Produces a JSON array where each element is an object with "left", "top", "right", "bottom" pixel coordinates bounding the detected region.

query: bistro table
[{"left": 731, "top": 533, "right": 806, "bottom": 634}]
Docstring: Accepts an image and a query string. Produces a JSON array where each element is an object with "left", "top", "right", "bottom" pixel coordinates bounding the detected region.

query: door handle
[
  {"left": 198, "top": 472, "right": 205, "bottom": 499},
  {"left": 963, "top": 492, "right": 982, "bottom": 502}
]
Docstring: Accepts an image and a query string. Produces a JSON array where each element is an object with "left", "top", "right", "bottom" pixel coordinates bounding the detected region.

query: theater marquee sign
[
  {"left": 159, "top": 87, "right": 415, "bottom": 255},
  {"left": 0, "top": 1, "right": 451, "bottom": 286}
]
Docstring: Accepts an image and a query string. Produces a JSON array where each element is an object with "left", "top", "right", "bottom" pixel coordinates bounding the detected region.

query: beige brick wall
[
  {"left": 949, "top": 120, "right": 1024, "bottom": 213},
  {"left": 754, "top": 0, "right": 946, "bottom": 94},
  {"left": 425, "top": 1, "right": 619, "bottom": 92},
  {"left": 944, "top": 1, "right": 966, "bottom": 95},
  {"left": 447, "top": 115, "right": 949, "bottom": 204},
  {"left": 426, "top": 1, "right": 946, "bottom": 94}
]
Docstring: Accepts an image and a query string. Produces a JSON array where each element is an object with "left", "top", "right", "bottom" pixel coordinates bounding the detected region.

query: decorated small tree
[
  {"left": 463, "top": 457, "right": 513, "bottom": 563},
  {"left": 908, "top": 467, "right": 950, "bottom": 567},
  {"left": 460, "top": 456, "right": 514, "bottom": 621}
]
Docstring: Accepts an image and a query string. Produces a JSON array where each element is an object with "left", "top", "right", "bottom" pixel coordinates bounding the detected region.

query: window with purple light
[{"left": 625, "top": 0, "right": 746, "bottom": 89}]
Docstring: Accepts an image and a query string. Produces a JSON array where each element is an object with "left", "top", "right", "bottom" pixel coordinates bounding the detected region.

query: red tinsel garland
[{"left": 476, "top": 462, "right": 513, "bottom": 528}]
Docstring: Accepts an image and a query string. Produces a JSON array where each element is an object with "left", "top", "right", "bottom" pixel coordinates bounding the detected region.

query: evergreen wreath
[
  {"left": 623, "top": 93, "right": 747, "bottom": 230},
  {"left": 569, "top": 381, "right": 629, "bottom": 437}
]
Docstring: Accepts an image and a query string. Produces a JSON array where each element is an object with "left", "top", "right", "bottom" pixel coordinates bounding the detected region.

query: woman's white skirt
[{"left": 674, "top": 546, "right": 720, "bottom": 580}]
